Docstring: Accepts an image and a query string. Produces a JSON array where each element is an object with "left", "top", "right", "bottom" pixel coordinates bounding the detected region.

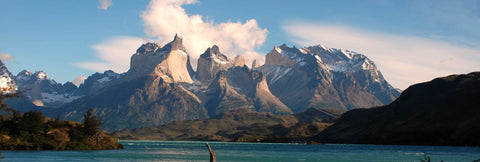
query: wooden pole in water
[{"left": 205, "top": 143, "right": 216, "bottom": 162}]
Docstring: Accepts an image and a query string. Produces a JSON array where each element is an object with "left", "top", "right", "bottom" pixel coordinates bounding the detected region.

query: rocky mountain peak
[
  {"left": 103, "top": 70, "right": 118, "bottom": 77},
  {"left": 0, "top": 60, "right": 16, "bottom": 91},
  {"left": 129, "top": 34, "right": 194, "bottom": 84},
  {"left": 200, "top": 45, "right": 229, "bottom": 63},
  {"left": 15, "top": 70, "right": 52, "bottom": 83},
  {"left": 34, "top": 71, "right": 48, "bottom": 80},
  {"left": 303, "top": 45, "right": 379, "bottom": 73},
  {"left": 265, "top": 44, "right": 306, "bottom": 66},
  {"left": 233, "top": 55, "right": 246, "bottom": 67},
  {"left": 17, "top": 70, "right": 32, "bottom": 77},
  {"left": 209, "top": 45, "right": 220, "bottom": 54},
  {"left": 135, "top": 42, "right": 161, "bottom": 55},
  {"left": 74, "top": 70, "right": 121, "bottom": 96},
  {"left": 252, "top": 59, "right": 261, "bottom": 69},
  {"left": 259, "top": 43, "right": 400, "bottom": 113},
  {"left": 163, "top": 33, "right": 185, "bottom": 52},
  {"left": 196, "top": 45, "right": 233, "bottom": 82}
]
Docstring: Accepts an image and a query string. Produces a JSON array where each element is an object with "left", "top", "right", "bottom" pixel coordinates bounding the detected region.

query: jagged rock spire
[
  {"left": 233, "top": 55, "right": 246, "bottom": 67},
  {"left": 196, "top": 45, "right": 233, "bottom": 82},
  {"left": 129, "top": 34, "right": 193, "bottom": 83},
  {"left": 252, "top": 59, "right": 261, "bottom": 69},
  {"left": 210, "top": 45, "right": 220, "bottom": 54},
  {"left": 168, "top": 33, "right": 185, "bottom": 51}
]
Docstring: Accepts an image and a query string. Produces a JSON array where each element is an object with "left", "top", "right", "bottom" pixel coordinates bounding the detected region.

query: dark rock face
[
  {"left": 204, "top": 71, "right": 252, "bottom": 116},
  {"left": 314, "top": 72, "right": 480, "bottom": 146}
]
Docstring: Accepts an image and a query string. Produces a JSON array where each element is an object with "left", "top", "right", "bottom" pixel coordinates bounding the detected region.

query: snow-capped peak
[
  {"left": 0, "top": 60, "right": 17, "bottom": 92},
  {"left": 35, "top": 71, "right": 48, "bottom": 80},
  {"left": 15, "top": 70, "right": 32, "bottom": 81},
  {"left": 274, "top": 45, "right": 282, "bottom": 53},
  {"left": 202, "top": 45, "right": 230, "bottom": 64},
  {"left": 340, "top": 50, "right": 353, "bottom": 59},
  {"left": 299, "top": 48, "right": 308, "bottom": 54},
  {"left": 303, "top": 44, "right": 377, "bottom": 73}
]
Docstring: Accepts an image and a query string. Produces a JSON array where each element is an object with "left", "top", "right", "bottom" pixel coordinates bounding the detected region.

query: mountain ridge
[{"left": 0, "top": 35, "right": 400, "bottom": 131}]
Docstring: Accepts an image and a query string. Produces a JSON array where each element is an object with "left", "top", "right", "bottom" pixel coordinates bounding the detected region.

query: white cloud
[
  {"left": 283, "top": 21, "right": 480, "bottom": 90},
  {"left": 74, "top": 36, "right": 145, "bottom": 73},
  {"left": 78, "top": 0, "right": 267, "bottom": 74},
  {"left": 141, "top": 0, "right": 268, "bottom": 68},
  {"left": 0, "top": 52, "right": 14, "bottom": 61},
  {"left": 98, "top": 0, "right": 113, "bottom": 10},
  {"left": 72, "top": 76, "right": 87, "bottom": 86}
]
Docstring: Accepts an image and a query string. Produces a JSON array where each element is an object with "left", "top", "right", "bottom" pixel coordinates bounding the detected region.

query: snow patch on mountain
[
  {"left": 36, "top": 71, "right": 48, "bottom": 80},
  {"left": 212, "top": 54, "right": 230, "bottom": 64},
  {"left": 177, "top": 49, "right": 187, "bottom": 56},
  {"left": 184, "top": 79, "right": 208, "bottom": 93},
  {"left": 0, "top": 76, "right": 15, "bottom": 91},
  {"left": 0, "top": 60, "right": 16, "bottom": 92},
  {"left": 97, "top": 77, "right": 111, "bottom": 83},
  {"left": 262, "top": 66, "right": 292, "bottom": 84},
  {"left": 40, "top": 92, "right": 83, "bottom": 104}
]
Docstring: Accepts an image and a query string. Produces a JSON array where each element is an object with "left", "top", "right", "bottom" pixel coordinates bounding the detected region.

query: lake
[{"left": 1, "top": 140, "right": 479, "bottom": 161}]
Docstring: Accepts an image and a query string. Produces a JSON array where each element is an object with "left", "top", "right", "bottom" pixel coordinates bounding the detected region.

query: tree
[
  {"left": 0, "top": 87, "right": 23, "bottom": 121},
  {"left": 83, "top": 109, "right": 102, "bottom": 136},
  {"left": 0, "top": 87, "right": 23, "bottom": 135},
  {"left": 19, "top": 110, "right": 45, "bottom": 133}
]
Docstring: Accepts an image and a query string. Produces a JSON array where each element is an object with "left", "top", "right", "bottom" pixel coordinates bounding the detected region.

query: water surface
[{"left": 1, "top": 140, "right": 479, "bottom": 161}]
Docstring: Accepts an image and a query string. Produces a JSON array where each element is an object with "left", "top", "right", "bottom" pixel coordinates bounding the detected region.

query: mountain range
[{"left": 0, "top": 34, "right": 400, "bottom": 131}]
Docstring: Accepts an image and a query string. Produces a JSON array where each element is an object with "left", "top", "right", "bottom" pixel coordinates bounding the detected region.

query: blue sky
[{"left": 1, "top": 0, "right": 479, "bottom": 89}]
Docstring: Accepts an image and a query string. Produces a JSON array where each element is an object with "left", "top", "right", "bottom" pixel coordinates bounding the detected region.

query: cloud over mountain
[
  {"left": 141, "top": 0, "right": 268, "bottom": 67},
  {"left": 79, "top": 0, "right": 268, "bottom": 74},
  {"left": 283, "top": 21, "right": 480, "bottom": 89},
  {"left": 74, "top": 36, "right": 145, "bottom": 73},
  {"left": 0, "top": 52, "right": 14, "bottom": 61}
]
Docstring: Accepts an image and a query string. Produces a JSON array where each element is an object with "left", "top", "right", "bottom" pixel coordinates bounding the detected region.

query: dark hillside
[{"left": 313, "top": 72, "right": 480, "bottom": 146}]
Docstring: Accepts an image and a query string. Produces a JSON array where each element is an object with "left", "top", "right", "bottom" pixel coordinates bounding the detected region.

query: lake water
[{"left": 1, "top": 140, "right": 479, "bottom": 161}]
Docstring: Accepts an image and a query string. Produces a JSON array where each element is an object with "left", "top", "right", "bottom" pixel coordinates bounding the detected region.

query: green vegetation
[
  {"left": 0, "top": 89, "right": 123, "bottom": 150},
  {"left": 0, "top": 109, "right": 123, "bottom": 150},
  {"left": 111, "top": 108, "right": 337, "bottom": 143}
]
